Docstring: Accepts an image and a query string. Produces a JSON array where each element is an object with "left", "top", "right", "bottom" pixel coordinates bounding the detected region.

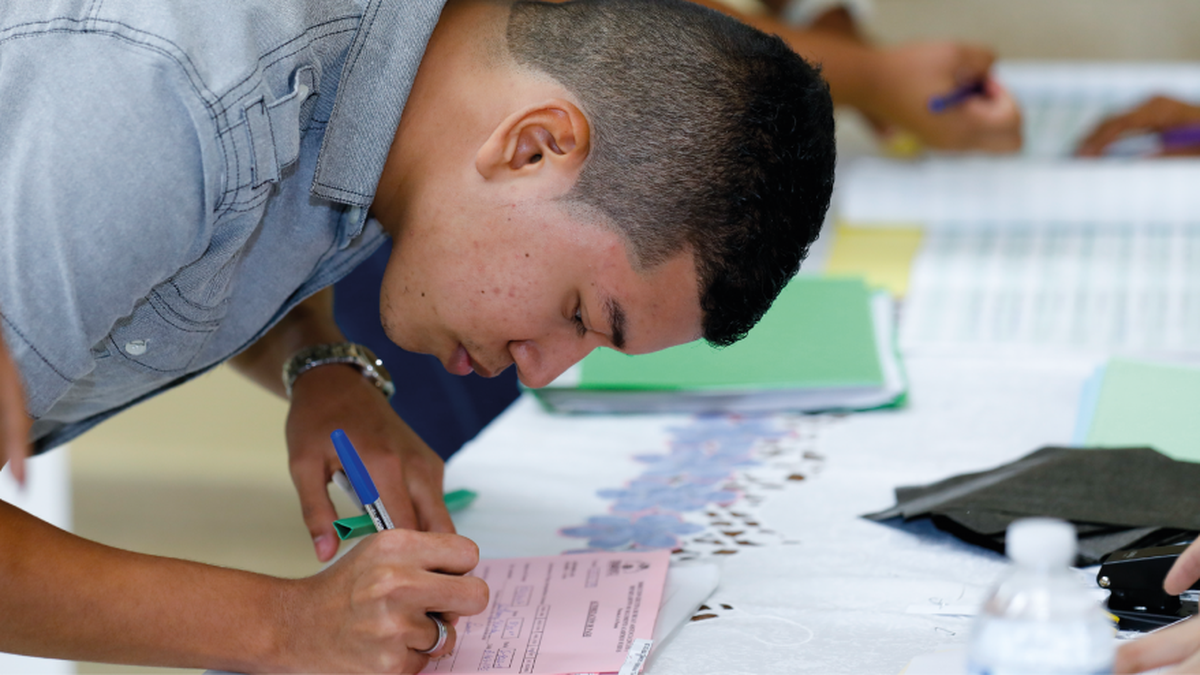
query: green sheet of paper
[
  {"left": 531, "top": 276, "right": 904, "bottom": 414},
  {"left": 578, "top": 276, "right": 883, "bottom": 390},
  {"left": 1084, "top": 358, "right": 1200, "bottom": 463}
]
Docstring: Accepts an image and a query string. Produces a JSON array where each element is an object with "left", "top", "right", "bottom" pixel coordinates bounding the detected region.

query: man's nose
[{"left": 509, "top": 338, "right": 596, "bottom": 389}]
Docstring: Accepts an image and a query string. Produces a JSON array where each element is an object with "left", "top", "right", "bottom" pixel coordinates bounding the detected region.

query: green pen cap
[{"left": 333, "top": 514, "right": 377, "bottom": 541}]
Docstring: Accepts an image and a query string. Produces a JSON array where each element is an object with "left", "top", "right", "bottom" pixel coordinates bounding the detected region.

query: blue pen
[
  {"left": 928, "top": 80, "right": 986, "bottom": 113},
  {"left": 331, "top": 429, "right": 394, "bottom": 532}
]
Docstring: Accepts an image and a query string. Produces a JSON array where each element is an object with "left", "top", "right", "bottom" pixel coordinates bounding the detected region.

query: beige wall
[{"left": 870, "top": 0, "right": 1200, "bottom": 61}]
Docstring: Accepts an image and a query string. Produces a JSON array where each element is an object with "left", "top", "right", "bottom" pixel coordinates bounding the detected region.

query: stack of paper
[
  {"left": 1073, "top": 358, "right": 1200, "bottom": 463},
  {"left": 532, "top": 276, "right": 906, "bottom": 414},
  {"left": 833, "top": 62, "right": 1200, "bottom": 357}
]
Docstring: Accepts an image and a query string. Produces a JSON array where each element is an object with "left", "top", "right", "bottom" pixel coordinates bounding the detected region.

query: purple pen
[
  {"left": 928, "top": 80, "right": 986, "bottom": 114},
  {"left": 1160, "top": 124, "right": 1200, "bottom": 151}
]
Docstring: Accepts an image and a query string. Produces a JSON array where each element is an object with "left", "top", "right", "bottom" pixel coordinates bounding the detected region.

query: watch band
[{"left": 282, "top": 343, "right": 396, "bottom": 400}]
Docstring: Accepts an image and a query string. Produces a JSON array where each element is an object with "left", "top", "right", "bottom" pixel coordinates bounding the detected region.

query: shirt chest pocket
[
  {"left": 106, "top": 282, "right": 228, "bottom": 375},
  {"left": 222, "top": 66, "right": 318, "bottom": 212}
]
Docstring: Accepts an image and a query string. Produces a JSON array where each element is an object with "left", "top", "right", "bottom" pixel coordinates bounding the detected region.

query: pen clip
[{"left": 332, "top": 469, "right": 364, "bottom": 511}]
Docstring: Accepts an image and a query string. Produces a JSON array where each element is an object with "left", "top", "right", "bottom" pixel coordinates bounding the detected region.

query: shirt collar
[{"left": 311, "top": 0, "right": 448, "bottom": 210}]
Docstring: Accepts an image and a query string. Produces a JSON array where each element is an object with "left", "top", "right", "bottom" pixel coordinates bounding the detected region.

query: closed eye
[{"left": 573, "top": 305, "right": 587, "bottom": 338}]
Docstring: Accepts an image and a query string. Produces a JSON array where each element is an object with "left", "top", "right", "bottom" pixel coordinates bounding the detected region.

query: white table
[{"left": 445, "top": 353, "right": 1102, "bottom": 674}]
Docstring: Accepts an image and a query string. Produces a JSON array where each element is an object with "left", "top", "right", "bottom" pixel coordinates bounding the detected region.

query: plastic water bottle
[{"left": 966, "top": 518, "right": 1115, "bottom": 674}]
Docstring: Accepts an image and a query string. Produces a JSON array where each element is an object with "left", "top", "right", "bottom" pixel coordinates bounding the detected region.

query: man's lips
[
  {"left": 447, "top": 344, "right": 500, "bottom": 377},
  {"left": 447, "top": 344, "right": 473, "bottom": 376}
]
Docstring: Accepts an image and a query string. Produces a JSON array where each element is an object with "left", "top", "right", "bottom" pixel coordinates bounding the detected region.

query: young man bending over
[{"left": 0, "top": 0, "right": 834, "bottom": 671}]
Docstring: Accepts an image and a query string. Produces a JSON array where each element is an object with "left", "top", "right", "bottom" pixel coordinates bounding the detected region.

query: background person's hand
[
  {"left": 1077, "top": 96, "right": 1200, "bottom": 157},
  {"left": 282, "top": 528, "right": 488, "bottom": 673},
  {"left": 0, "top": 325, "right": 32, "bottom": 485},
  {"left": 286, "top": 363, "right": 453, "bottom": 562},
  {"left": 860, "top": 41, "right": 1022, "bottom": 152},
  {"left": 1114, "top": 538, "right": 1200, "bottom": 673},
  {"left": 1115, "top": 615, "right": 1200, "bottom": 674},
  {"left": 1165, "top": 538, "right": 1200, "bottom": 596}
]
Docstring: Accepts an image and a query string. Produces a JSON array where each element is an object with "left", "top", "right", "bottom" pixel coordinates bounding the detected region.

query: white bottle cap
[{"left": 1006, "top": 517, "right": 1076, "bottom": 568}]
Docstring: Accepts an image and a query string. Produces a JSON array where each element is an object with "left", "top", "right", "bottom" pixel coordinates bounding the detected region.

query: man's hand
[
  {"left": 227, "top": 288, "right": 454, "bottom": 561},
  {"left": 1077, "top": 96, "right": 1200, "bottom": 157},
  {"left": 286, "top": 363, "right": 454, "bottom": 562},
  {"left": 1114, "top": 538, "right": 1200, "bottom": 673},
  {"left": 1116, "top": 616, "right": 1200, "bottom": 674},
  {"left": 282, "top": 528, "right": 489, "bottom": 673},
  {"left": 1166, "top": 539, "right": 1200, "bottom": 597},
  {"left": 0, "top": 324, "right": 32, "bottom": 485},
  {"left": 0, "top": 495, "right": 486, "bottom": 673},
  {"left": 858, "top": 41, "right": 1022, "bottom": 153}
]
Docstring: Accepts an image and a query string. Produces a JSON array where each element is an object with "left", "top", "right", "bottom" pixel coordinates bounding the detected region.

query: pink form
[{"left": 423, "top": 549, "right": 670, "bottom": 675}]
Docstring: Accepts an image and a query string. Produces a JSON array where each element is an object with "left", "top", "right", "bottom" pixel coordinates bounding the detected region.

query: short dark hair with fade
[{"left": 506, "top": 0, "right": 835, "bottom": 346}]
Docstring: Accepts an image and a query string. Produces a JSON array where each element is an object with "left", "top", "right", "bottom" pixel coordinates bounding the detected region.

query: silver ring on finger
[{"left": 416, "top": 614, "right": 448, "bottom": 655}]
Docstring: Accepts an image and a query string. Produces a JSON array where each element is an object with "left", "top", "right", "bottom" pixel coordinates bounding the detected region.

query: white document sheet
[{"left": 900, "top": 223, "right": 1200, "bottom": 356}]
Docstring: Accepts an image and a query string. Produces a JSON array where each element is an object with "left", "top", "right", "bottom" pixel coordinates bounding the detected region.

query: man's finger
[
  {"left": 950, "top": 43, "right": 996, "bottom": 84},
  {"left": 406, "top": 462, "right": 455, "bottom": 534},
  {"left": 1168, "top": 647, "right": 1200, "bottom": 674},
  {"left": 412, "top": 613, "right": 457, "bottom": 658},
  {"left": 371, "top": 530, "right": 482, "bottom": 578},
  {"left": 416, "top": 489, "right": 456, "bottom": 534},
  {"left": 1077, "top": 115, "right": 1144, "bottom": 156},
  {"left": 959, "top": 86, "right": 1022, "bottom": 152},
  {"left": 370, "top": 453, "right": 421, "bottom": 531},
  {"left": 1115, "top": 617, "right": 1200, "bottom": 674},
  {"left": 411, "top": 567, "right": 490, "bottom": 617},
  {"left": 2, "top": 436, "right": 28, "bottom": 486},
  {"left": 289, "top": 454, "right": 341, "bottom": 562},
  {"left": 0, "top": 336, "right": 32, "bottom": 486},
  {"left": 1166, "top": 540, "right": 1200, "bottom": 596}
]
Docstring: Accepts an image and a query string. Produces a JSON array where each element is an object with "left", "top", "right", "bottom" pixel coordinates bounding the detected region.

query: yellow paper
[
  {"left": 823, "top": 223, "right": 925, "bottom": 297},
  {"left": 880, "top": 130, "right": 924, "bottom": 159}
]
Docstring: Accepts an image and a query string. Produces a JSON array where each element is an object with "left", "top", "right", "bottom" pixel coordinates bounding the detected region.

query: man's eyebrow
[{"left": 604, "top": 295, "right": 627, "bottom": 350}]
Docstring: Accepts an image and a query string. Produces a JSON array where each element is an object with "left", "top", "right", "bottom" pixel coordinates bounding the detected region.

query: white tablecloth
[{"left": 445, "top": 353, "right": 1101, "bottom": 675}]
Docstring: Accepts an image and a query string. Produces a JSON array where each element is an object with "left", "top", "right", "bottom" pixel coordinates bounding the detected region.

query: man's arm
[
  {"left": 2, "top": 297, "right": 487, "bottom": 672},
  {"left": 0, "top": 496, "right": 487, "bottom": 672},
  {"left": 229, "top": 289, "right": 345, "bottom": 398},
  {"left": 690, "top": 0, "right": 1022, "bottom": 152},
  {"left": 230, "top": 289, "right": 455, "bottom": 563}
]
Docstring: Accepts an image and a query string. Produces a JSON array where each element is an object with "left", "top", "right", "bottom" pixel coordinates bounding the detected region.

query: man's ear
[{"left": 476, "top": 99, "right": 590, "bottom": 182}]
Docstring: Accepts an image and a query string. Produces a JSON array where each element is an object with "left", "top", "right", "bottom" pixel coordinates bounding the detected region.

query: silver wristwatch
[{"left": 282, "top": 343, "right": 395, "bottom": 399}]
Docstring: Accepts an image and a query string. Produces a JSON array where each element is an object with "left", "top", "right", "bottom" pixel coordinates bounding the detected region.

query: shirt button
[{"left": 124, "top": 340, "right": 148, "bottom": 356}]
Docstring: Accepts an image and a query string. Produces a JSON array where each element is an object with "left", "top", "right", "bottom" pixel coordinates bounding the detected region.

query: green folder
[
  {"left": 1077, "top": 358, "right": 1200, "bottom": 463},
  {"left": 532, "top": 276, "right": 905, "bottom": 414}
]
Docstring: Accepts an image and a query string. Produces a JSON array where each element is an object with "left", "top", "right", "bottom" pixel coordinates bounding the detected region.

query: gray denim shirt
[{"left": 0, "top": 0, "right": 446, "bottom": 452}]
